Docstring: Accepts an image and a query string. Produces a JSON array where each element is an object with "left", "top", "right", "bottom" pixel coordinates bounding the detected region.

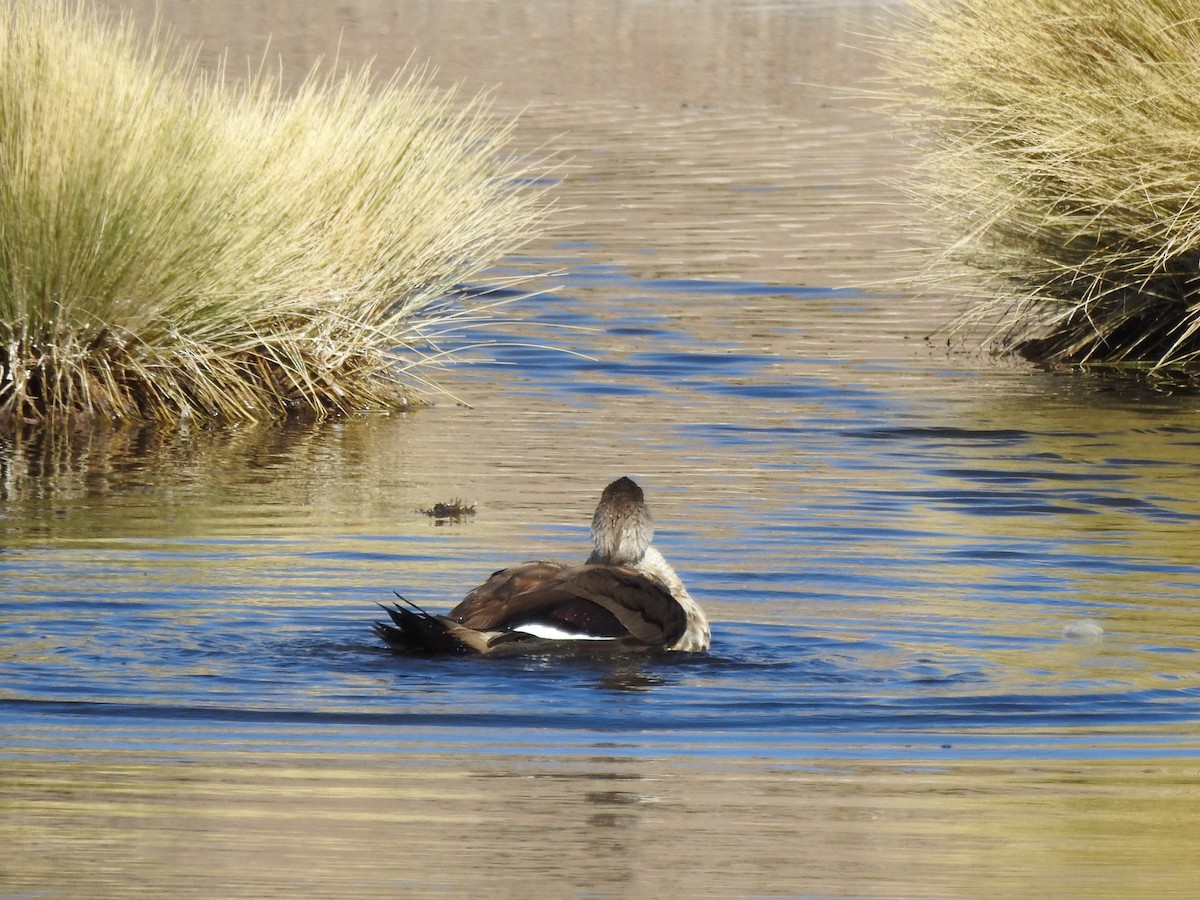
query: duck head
[{"left": 590, "top": 476, "right": 654, "bottom": 566}]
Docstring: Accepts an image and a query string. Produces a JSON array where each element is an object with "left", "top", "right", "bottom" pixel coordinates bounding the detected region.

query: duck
[{"left": 374, "top": 477, "right": 710, "bottom": 656}]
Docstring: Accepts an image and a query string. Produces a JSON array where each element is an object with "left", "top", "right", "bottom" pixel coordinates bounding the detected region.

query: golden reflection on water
[{"left": 4, "top": 750, "right": 1200, "bottom": 897}]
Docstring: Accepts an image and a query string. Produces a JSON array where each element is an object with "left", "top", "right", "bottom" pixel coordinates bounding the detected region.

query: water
[
  {"left": 5, "top": 1, "right": 1200, "bottom": 896},
  {"left": 7, "top": 276, "right": 1200, "bottom": 761}
]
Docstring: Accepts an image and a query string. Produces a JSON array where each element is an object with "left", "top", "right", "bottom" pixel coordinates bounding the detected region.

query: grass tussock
[
  {"left": 0, "top": 2, "right": 550, "bottom": 424},
  {"left": 896, "top": 0, "right": 1200, "bottom": 372}
]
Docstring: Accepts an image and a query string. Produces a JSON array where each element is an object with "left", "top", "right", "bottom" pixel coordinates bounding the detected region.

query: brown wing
[
  {"left": 551, "top": 565, "right": 687, "bottom": 645},
  {"left": 448, "top": 561, "right": 686, "bottom": 648},
  {"left": 448, "top": 560, "right": 569, "bottom": 627}
]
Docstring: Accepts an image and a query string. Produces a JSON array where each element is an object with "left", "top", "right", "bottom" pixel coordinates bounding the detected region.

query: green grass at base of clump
[
  {"left": 893, "top": 0, "right": 1200, "bottom": 371},
  {"left": 0, "top": 1, "right": 550, "bottom": 424}
]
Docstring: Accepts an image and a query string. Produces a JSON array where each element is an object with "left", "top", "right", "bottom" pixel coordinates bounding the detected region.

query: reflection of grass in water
[
  {"left": 0, "top": 2, "right": 549, "bottom": 424},
  {"left": 896, "top": 0, "right": 1200, "bottom": 374},
  {"left": 0, "top": 417, "right": 430, "bottom": 537}
]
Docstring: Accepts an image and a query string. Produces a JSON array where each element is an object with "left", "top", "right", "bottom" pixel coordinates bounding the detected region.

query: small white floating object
[{"left": 1062, "top": 620, "right": 1104, "bottom": 642}]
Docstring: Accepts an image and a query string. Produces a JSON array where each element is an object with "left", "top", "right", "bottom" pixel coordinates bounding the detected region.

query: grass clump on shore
[
  {"left": 0, "top": 2, "right": 548, "bottom": 424},
  {"left": 896, "top": 0, "right": 1200, "bottom": 373}
]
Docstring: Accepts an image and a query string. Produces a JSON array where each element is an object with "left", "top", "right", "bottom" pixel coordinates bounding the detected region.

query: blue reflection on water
[{"left": 4, "top": 262, "right": 1200, "bottom": 761}]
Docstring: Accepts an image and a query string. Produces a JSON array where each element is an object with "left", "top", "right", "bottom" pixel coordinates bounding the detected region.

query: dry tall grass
[
  {"left": 0, "top": 2, "right": 549, "bottom": 424},
  {"left": 896, "top": 0, "right": 1200, "bottom": 372}
]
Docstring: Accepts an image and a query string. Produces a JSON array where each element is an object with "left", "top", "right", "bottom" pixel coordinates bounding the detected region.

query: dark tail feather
[{"left": 373, "top": 594, "right": 475, "bottom": 655}]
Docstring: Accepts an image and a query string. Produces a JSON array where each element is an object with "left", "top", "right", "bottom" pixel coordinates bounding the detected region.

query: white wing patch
[{"left": 513, "top": 623, "right": 617, "bottom": 641}]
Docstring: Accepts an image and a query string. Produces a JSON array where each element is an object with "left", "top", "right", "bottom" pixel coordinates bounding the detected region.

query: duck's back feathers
[
  {"left": 449, "top": 560, "right": 569, "bottom": 628},
  {"left": 375, "top": 560, "right": 689, "bottom": 656},
  {"left": 455, "top": 562, "right": 687, "bottom": 644}
]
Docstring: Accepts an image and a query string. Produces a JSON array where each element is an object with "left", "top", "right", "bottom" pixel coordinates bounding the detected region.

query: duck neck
[{"left": 589, "top": 511, "right": 652, "bottom": 567}]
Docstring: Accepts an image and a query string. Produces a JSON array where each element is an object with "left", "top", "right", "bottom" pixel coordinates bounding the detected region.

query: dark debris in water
[{"left": 418, "top": 499, "right": 477, "bottom": 525}]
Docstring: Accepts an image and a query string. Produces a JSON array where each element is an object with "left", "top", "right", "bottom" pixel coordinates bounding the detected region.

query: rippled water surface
[{"left": 5, "top": 1, "right": 1200, "bottom": 897}]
